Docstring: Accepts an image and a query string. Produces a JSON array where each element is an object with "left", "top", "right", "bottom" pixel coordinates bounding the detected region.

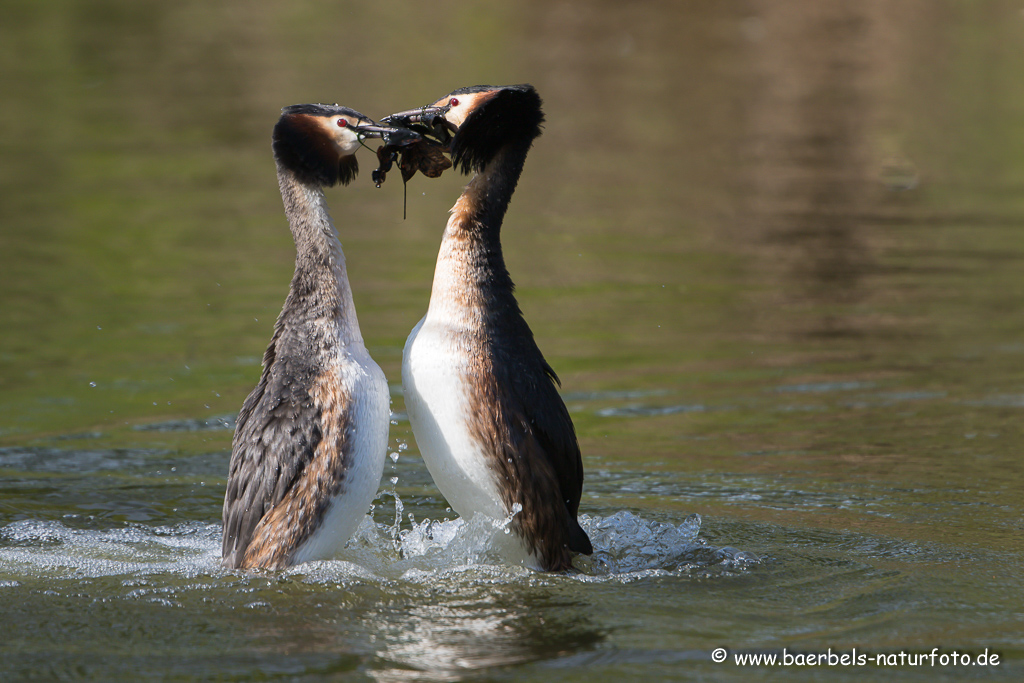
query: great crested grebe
[
  {"left": 383, "top": 85, "right": 593, "bottom": 571},
  {"left": 221, "top": 104, "right": 404, "bottom": 570}
]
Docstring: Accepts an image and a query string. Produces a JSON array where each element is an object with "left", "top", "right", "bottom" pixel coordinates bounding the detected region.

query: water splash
[
  {"left": 0, "top": 509, "right": 757, "bottom": 587},
  {"left": 0, "top": 519, "right": 221, "bottom": 580},
  {"left": 573, "top": 511, "right": 758, "bottom": 580}
]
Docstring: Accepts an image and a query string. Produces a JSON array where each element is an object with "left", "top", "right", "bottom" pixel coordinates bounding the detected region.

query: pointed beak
[
  {"left": 354, "top": 123, "right": 418, "bottom": 141},
  {"left": 381, "top": 106, "right": 455, "bottom": 133}
]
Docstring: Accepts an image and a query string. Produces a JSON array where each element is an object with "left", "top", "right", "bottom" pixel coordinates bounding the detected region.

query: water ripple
[
  {"left": 132, "top": 415, "right": 236, "bottom": 432},
  {"left": 772, "top": 381, "right": 875, "bottom": 394},
  {"left": 596, "top": 404, "right": 709, "bottom": 418}
]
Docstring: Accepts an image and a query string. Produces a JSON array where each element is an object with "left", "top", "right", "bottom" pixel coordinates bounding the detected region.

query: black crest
[
  {"left": 450, "top": 85, "right": 544, "bottom": 175},
  {"left": 272, "top": 104, "right": 366, "bottom": 187}
]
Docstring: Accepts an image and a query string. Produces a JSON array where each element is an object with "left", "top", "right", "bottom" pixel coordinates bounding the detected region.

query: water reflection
[
  {"left": 741, "top": 1, "right": 924, "bottom": 336},
  {"left": 366, "top": 592, "right": 602, "bottom": 682}
]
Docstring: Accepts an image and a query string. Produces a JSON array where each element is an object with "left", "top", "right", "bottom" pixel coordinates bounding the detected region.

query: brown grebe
[
  {"left": 221, "top": 105, "right": 400, "bottom": 570},
  {"left": 383, "top": 85, "right": 593, "bottom": 571}
]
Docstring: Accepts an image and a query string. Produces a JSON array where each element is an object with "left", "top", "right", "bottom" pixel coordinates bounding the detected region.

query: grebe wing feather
[{"left": 221, "top": 350, "right": 321, "bottom": 568}]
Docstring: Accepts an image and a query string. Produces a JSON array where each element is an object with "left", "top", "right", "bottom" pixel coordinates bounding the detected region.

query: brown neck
[{"left": 427, "top": 144, "right": 530, "bottom": 336}]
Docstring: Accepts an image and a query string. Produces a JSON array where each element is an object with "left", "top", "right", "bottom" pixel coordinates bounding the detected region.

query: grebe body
[
  {"left": 387, "top": 86, "right": 592, "bottom": 570},
  {"left": 221, "top": 105, "right": 398, "bottom": 570}
]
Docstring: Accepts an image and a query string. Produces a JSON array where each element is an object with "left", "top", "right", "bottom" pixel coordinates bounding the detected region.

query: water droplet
[
  {"left": 89, "top": 382, "right": 97, "bottom": 387},
  {"left": 389, "top": 476, "right": 398, "bottom": 485},
  {"left": 389, "top": 453, "right": 399, "bottom": 463}
]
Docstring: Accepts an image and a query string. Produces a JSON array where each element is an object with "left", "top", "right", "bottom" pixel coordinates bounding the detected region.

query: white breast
[
  {"left": 293, "top": 347, "right": 390, "bottom": 564},
  {"left": 402, "top": 316, "right": 506, "bottom": 522}
]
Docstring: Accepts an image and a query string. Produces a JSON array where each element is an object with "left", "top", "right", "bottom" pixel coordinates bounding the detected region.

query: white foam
[
  {"left": 0, "top": 519, "right": 222, "bottom": 580},
  {"left": 571, "top": 511, "right": 758, "bottom": 581}
]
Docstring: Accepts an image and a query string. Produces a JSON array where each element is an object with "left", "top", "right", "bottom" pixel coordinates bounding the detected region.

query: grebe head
[
  {"left": 383, "top": 85, "right": 544, "bottom": 174},
  {"left": 272, "top": 104, "right": 409, "bottom": 187}
]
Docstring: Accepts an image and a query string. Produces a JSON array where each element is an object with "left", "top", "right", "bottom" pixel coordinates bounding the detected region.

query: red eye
[
  {"left": 336, "top": 118, "right": 348, "bottom": 128},
  {"left": 449, "top": 98, "right": 459, "bottom": 107}
]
